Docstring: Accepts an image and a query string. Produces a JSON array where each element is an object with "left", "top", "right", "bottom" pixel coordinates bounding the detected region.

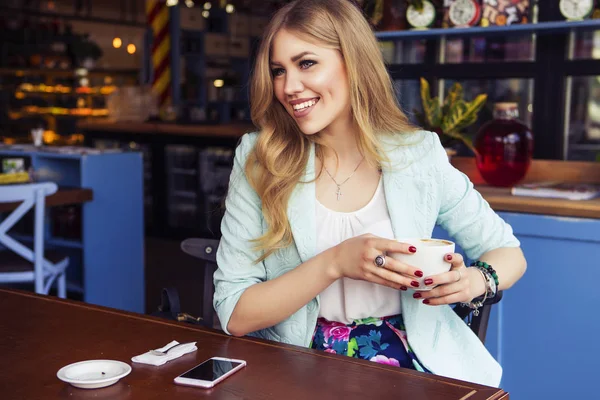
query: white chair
[{"left": 0, "top": 182, "right": 69, "bottom": 298}]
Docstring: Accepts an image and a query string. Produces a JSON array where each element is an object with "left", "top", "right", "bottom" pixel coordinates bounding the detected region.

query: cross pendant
[{"left": 336, "top": 186, "right": 342, "bottom": 201}]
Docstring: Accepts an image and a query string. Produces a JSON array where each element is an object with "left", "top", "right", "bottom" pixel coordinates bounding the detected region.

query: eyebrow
[{"left": 270, "top": 51, "right": 317, "bottom": 66}]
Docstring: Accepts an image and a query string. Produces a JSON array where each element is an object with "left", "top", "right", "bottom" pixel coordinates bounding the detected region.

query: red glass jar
[{"left": 474, "top": 103, "right": 534, "bottom": 187}]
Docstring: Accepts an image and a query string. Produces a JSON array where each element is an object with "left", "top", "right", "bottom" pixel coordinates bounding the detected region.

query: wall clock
[
  {"left": 407, "top": 1, "right": 437, "bottom": 29},
  {"left": 559, "top": 0, "right": 594, "bottom": 21},
  {"left": 449, "top": 0, "right": 482, "bottom": 27}
]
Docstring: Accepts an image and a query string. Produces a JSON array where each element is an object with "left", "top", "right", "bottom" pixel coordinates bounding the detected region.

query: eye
[
  {"left": 271, "top": 68, "right": 285, "bottom": 77},
  {"left": 299, "top": 60, "right": 316, "bottom": 69}
]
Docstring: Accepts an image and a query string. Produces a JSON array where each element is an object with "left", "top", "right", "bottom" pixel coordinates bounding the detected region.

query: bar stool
[{"left": 0, "top": 182, "right": 70, "bottom": 298}]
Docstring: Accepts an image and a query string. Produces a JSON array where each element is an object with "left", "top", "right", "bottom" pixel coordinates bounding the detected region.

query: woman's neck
[{"left": 318, "top": 118, "right": 363, "bottom": 163}]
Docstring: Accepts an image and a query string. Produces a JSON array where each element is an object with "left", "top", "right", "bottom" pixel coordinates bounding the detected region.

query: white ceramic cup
[{"left": 388, "top": 238, "right": 455, "bottom": 291}]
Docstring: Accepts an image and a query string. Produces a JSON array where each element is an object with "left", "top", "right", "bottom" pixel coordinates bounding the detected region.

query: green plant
[
  {"left": 416, "top": 77, "right": 487, "bottom": 155},
  {"left": 407, "top": 0, "right": 425, "bottom": 9}
]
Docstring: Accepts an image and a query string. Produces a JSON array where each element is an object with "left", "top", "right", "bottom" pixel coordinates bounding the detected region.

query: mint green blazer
[{"left": 214, "top": 130, "right": 520, "bottom": 387}]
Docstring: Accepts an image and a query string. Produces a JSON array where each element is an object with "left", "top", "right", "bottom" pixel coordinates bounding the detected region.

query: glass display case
[
  {"left": 378, "top": 2, "right": 600, "bottom": 161},
  {"left": 165, "top": 144, "right": 233, "bottom": 237}
]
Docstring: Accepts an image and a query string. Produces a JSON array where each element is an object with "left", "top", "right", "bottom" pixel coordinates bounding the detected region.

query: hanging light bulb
[
  {"left": 127, "top": 44, "right": 136, "bottom": 54},
  {"left": 166, "top": 0, "right": 179, "bottom": 6},
  {"left": 225, "top": 4, "right": 235, "bottom": 13},
  {"left": 185, "top": 0, "right": 194, "bottom": 7},
  {"left": 213, "top": 79, "right": 224, "bottom": 88},
  {"left": 112, "top": 37, "right": 122, "bottom": 48},
  {"left": 202, "top": 10, "right": 210, "bottom": 18},
  {"left": 204, "top": 2, "right": 212, "bottom": 10}
]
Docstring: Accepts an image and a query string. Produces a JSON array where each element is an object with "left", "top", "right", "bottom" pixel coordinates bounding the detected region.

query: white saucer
[{"left": 57, "top": 360, "right": 132, "bottom": 389}]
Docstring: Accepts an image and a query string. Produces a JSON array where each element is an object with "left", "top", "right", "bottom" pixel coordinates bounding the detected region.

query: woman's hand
[
  {"left": 415, "top": 253, "right": 487, "bottom": 305},
  {"left": 330, "top": 234, "right": 424, "bottom": 290}
]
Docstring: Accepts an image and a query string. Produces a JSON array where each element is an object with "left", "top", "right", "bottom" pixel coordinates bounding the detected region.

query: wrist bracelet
[
  {"left": 460, "top": 268, "right": 488, "bottom": 316},
  {"left": 471, "top": 260, "right": 499, "bottom": 287},
  {"left": 479, "top": 267, "right": 497, "bottom": 299},
  {"left": 473, "top": 267, "right": 496, "bottom": 301}
]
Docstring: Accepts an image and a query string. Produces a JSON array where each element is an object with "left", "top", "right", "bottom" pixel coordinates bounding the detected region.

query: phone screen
[{"left": 180, "top": 359, "right": 242, "bottom": 381}]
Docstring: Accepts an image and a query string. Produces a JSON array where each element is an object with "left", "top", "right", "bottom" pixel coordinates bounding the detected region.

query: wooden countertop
[
  {"left": 473, "top": 185, "right": 600, "bottom": 219},
  {"left": 0, "top": 187, "right": 93, "bottom": 212},
  {"left": 73, "top": 122, "right": 600, "bottom": 219},
  {"left": 77, "top": 120, "right": 255, "bottom": 138},
  {"left": 452, "top": 157, "right": 600, "bottom": 219}
]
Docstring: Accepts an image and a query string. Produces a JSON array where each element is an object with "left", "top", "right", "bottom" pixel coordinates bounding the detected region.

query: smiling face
[{"left": 270, "top": 29, "right": 352, "bottom": 136}]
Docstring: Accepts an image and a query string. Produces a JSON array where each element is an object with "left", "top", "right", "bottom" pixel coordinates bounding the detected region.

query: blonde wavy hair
[{"left": 247, "top": 0, "right": 416, "bottom": 261}]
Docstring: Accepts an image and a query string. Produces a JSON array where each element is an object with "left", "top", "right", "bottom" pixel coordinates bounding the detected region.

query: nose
[{"left": 283, "top": 70, "right": 304, "bottom": 96}]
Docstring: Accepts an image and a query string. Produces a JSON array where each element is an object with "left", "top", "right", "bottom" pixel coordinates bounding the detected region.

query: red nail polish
[
  {"left": 413, "top": 292, "right": 422, "bottom": 298},
  {"left": 446, "top": 254, "right": 453, "bottom": 261},
  {"left": 411, "top": 281, "right": 419, "bottom": 287},
  {"left": 424, "top": 278, "right": 434, "bottom": 285},
  {"left": 415, "top": 270, "right": 423, "bottom": 277},
  {"left": 409, "top": 246, "right": 417, "bottom": 253},
  {"left": 400, "top": 286, "right": 408, "bottom": 291},
  {"left": 423, "top": 299, "right": 430, "bottom": 304}
]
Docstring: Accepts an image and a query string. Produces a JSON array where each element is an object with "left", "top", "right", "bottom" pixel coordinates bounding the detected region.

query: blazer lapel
[
  {"left": 381, "top": 139, "right": 416, "bottom": 240},
  {"left": 382, "top": 171, "right": 410, "bottom": 240},
  {"left": 287, "top": 142, "right": 317, "bottom": 264}
]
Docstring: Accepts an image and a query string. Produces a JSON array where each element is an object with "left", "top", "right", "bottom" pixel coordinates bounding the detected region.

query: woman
[{"left": 214, "top": 0, "right": 526, "bottom": 387}]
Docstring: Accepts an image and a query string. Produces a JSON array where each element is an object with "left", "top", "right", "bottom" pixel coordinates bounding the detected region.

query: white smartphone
[{"left": 173, "top": 357, "right": 246, "bottom": 388}]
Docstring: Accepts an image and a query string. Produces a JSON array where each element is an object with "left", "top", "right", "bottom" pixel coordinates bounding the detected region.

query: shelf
[
  {"left": 0, "top": 147, "right": 110, "bottom": 159},
  {"left": 0, "top": 6, "right": 146, "bottom": 28},
  {"left": 375, "top": 20, "right": 600, "bottom": 41},
  {"left": 0, "top": 187, "right": 93, "bottom": 212},
  {"left": 0, "top": 67, "right": 140, "bottom": 78},
  {"left": 9, "top": 110, "right": 109, "bottom": 119}
]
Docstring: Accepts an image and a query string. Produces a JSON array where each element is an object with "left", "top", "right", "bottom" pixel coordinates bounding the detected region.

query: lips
[{"left": 290, "top": 97, "right": 320, "bottom": 119}]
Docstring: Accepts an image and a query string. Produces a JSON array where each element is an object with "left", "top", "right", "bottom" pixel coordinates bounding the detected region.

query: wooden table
[
  {"left": 0, "top": 289, "right": 508, "bottom": 400},
  {"left": 0, "top": 187, "right": 93, "bottom": 212}
]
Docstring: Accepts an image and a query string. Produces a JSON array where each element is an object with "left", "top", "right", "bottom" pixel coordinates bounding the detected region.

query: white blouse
[{"left": 316, "top": 177, "right": 401, "bottom": 324}]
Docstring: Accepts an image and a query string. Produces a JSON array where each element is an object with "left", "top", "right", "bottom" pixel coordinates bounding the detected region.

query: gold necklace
[{"left": 322, "top": 156, "right": 365, "bottom": 201}]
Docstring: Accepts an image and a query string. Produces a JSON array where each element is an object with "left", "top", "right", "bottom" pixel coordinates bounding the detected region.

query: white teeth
[{"left": 292, "top": 99, "right": 318, "bottom": 111}]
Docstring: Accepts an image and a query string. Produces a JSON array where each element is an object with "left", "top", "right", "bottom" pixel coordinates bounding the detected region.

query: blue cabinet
[
  {"left": 0, "top": 148, "right": 145, "bottom": 313},
  {"left": 434, "top": 211, "right": 600, "bottom": 399}
]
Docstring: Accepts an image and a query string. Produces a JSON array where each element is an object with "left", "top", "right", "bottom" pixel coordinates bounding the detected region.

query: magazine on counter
[{"left": 511, "top": 182, "right": 600, "bottom": 201}]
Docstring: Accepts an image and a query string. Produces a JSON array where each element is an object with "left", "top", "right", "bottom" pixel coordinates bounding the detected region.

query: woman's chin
[{"left": 294, "top": 119, "right": 326, "bottom": 136}]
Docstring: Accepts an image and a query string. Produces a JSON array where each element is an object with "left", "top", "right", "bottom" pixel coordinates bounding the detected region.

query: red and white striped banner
[{"left": 146, "top": 0, "right": 171, "bottom": 107}]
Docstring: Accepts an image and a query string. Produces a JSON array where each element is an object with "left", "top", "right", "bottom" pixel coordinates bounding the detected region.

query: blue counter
[
  {"left": 0, "top": 148, "right": 145, "bottom": 313},
  {"left": 435, "top": 211, "right": 600, "bottom": 399}
]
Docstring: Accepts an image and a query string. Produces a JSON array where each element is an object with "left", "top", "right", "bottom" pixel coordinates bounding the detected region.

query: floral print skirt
[{"left": 310, "top": 314, "right": 431, "bottom": 373}]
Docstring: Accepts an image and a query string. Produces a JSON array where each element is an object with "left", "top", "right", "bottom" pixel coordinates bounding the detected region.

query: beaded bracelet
[{"left": 471, "top": 260, "right": 499, "bottom": 287}]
